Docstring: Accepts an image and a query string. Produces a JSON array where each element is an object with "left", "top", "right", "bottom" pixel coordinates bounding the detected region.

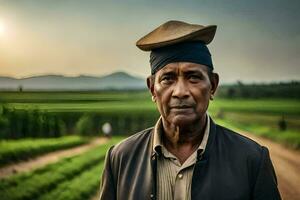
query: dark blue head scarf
[{"left": 150, "top": 41, "right": 213, "bottom": 75}]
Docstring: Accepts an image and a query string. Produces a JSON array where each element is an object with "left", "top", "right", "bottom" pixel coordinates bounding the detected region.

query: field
[
  {"left": 0, "top": 137, "right": 124, "bottom": 200},
  {"left": 0, "top": 135, "right": 89, "bottom": 166},
  {"left": 0, "top": 91, "right": 299, "bottom": 147},
  {"left": 210, "top": 99, "right": 300, "bottom": 148},
  {"left": 0, "top": 91, "right": 299, "bottom": 200}
]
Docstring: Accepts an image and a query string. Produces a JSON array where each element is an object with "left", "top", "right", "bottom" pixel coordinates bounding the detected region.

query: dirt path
[
  {"left": 240, "top": 131, "right": 300, "bottom": 200},
  {"left": 0, "top": 137, "right": 108, "bottom": 179}
]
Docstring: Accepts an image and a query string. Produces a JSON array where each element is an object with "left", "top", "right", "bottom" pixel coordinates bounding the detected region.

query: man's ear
[
  {"left": 146, "top": 75, "right": 156, "bottom": 102},
  {"left": 210, "top": 73, "right": 219, "bottom": 96}
]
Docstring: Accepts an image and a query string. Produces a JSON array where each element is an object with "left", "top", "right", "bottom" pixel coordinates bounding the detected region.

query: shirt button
[
  {"left": 178, "top": 173, "right": 183, "bottom": 179},
  {"left": 150, "top": 194, "right": 154, "bottom": 199}
]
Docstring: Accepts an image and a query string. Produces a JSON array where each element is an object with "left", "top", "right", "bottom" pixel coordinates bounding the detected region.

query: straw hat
[{"left": 136, "top": 20, "right": 217, "bottom": 51}]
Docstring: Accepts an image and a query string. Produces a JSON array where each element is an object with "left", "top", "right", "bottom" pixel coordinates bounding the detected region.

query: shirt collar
[{"left": 153, "top": 113, "right": 210, "bottom": 156}]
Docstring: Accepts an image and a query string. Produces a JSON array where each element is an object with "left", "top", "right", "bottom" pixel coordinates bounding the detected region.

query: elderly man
[{"left": 99, "top": 20, "right": 281, "bottom": 200}]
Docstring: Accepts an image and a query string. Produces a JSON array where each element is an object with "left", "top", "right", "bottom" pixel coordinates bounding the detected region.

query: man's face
[{"left": 149, "top": 62, "right": 218, "bottom": 127}]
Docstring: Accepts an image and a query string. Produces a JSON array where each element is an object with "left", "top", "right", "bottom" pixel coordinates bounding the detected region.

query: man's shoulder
[
  {"left": 214, "top": 124, "right": 264, "bottom": 156},
  {"left": 110, "top": 127, "right": 154, "bottom": 158}
]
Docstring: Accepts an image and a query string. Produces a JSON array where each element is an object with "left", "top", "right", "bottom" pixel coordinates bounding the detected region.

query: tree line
[{"left": 217, "top": 81, "right": 299, "bottom": 99}]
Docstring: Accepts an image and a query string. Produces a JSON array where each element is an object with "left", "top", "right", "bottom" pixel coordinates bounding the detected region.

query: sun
[{"left": 0, "top": 20, "right": 6, "bottom": 35}]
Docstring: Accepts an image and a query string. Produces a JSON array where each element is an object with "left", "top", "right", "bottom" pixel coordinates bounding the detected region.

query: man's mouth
[{"left": 170, "top": 105, "right": 193, "bottom": 109}]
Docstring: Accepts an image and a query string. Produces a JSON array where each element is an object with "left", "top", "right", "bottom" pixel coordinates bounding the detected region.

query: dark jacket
[{"left": 99, "top": 119, "right": 281, "bottom": 200}]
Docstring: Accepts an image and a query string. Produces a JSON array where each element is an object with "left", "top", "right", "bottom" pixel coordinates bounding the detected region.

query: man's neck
[{"left": 161, "top": 115, "right": 207, "bottom": 164}]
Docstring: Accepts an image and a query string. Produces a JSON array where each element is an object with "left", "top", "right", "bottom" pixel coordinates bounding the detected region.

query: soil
[{"left": 0, "top": 137, "right": 108, "bottom": 179}]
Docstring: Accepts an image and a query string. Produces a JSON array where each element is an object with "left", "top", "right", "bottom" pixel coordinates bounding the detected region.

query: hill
[{"left": 0, "top": 72, "right": 147, "bottom": 91}]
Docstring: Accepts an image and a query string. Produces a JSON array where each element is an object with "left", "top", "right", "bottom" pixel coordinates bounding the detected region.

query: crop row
[
  {"left": 1, "top": 97, "right": 298, "bottom": 139},
  {"left": 209, "top": 99, "right": 300, "bottom": 116},
  {"left": 0, "top": 136, "right": 89, "bottom": 166},
  {"left": 2, "top": 95, "right": 299, "bottom": 115},
  {"left": 0, "top": 137, "right": 123, "bottom": 200},
  {"left": 38, "top": 161, "right": 105, "bottom": 200},
  {"left": 0, "top": 91, "right": 150, "bottom": 103},
  {"left": 0, "top": 106, "right": 159, "bottom": 139}
]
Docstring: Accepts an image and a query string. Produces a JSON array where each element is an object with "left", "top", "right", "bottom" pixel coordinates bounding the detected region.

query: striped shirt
[{"left": 153, "top": 115, "right": 210, "bottom": 200}]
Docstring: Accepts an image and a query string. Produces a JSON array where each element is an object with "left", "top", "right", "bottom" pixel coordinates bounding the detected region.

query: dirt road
[
  {"left": 0, "top": 137, "right": 108, "bottom": 179},
  {"left": 241, "top": 131, "right": 300, "bottom": 200}
]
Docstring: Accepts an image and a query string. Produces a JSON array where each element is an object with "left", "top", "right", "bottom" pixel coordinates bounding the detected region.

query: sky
[{"left": 0, "top": 0, "right": 299, "bottom": 84}]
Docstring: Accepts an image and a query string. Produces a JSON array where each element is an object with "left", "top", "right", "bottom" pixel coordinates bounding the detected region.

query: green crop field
[
  {"left": 0, "top": 136, "right": 89, "bottom": 166},
  {"left": 1, "top": 91, "right": 299, "bottom": 114},
  {"left": 0, "top": 136, "right": 124, "bottom": 200},
  {"left": 0, "top": 91, "right": 299, "bottom": 200},
  {"left": 209, "top": 98, "right": 300, "bottom": 115},
  {"left": 209, "top": 99, "right": 300, "bottom": 148},
  {"left": 0, "top": 91, "right": 299, "bottom": 147}
]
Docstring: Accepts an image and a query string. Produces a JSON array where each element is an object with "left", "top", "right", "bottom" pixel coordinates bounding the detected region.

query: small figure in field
[
  {"left": 99, "top": 20, "right": 281, "bottom": 200},
  {"left": 278, "top": 115, "right": 287, "bottom": 131},
  {"left": 102, "top": 122, "right": 112, "bottom": 138}
]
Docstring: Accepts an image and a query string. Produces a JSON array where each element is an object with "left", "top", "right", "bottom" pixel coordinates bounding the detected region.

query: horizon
[
  {"left": 0, "top": 0, "right": 299, "bottom": 84},
  {"left": 0, "top": 71, "right": 299, "bottom": 85}
]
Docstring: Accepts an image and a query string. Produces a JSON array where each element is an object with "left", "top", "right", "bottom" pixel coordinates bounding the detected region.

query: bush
[{"left": 75, "top": 114, "right": 95, "bottom": 135}]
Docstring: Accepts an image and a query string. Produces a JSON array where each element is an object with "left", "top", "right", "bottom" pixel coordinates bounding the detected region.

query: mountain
[{"left": 0, "top": 72, "right": 147, "bottom": 91}]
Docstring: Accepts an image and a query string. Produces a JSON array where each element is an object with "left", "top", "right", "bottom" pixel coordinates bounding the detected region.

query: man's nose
[{"left": 172, "top": 78, "right": 190, "bottom": 98}]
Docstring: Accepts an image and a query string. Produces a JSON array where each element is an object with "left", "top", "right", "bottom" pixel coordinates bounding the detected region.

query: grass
[
  {"left": 3, "top": 101, "right": 156, "bottom": 113},
  {"left": 208, "top": 98, "right": 300, "bottom": 149},
  {"left": 0, "top": 91, "right": 150, "bottom": 103},
  {"left": 215, "top": 116, "right": 300, "bottom": 149},
  {"left": 0, "top": 136, "right": 89, "bottom": 167},
  {"left": 209, "top": 98, "right": 300, "bottom": 116},
  {"left": 0, "top": 136, "right": 123, "bottom": 200},
  {"left": 38, "top": 161, "right": 104, "bottom": 200},
  {"left": 1, "top": 91, "right": 299, "bottom": 115}
]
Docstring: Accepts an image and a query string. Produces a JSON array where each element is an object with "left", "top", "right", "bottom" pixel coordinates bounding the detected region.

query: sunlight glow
[{"left": 0, "top": 19, "right": 6, "bottom": 35}]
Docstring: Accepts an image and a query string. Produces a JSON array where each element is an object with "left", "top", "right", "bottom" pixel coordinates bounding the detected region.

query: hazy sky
[{"left": 0, "top": 0, "right": 299, "bottom": 83}]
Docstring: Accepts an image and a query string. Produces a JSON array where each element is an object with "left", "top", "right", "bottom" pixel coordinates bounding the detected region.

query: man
[{"left": 99, "top": 20, "right": 281, "bottom": 200}]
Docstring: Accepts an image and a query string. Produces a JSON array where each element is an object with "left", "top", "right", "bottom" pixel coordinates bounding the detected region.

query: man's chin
[{"left": 170, "top": 115, "right": 197, "bottom": 127}]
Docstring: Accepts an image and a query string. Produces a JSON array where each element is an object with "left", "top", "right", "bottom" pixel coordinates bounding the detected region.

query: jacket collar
[
  {"left": 151, "top": 114, "right": 212, "bottom": 159},
  {"left": 198, "top": 116, "right": 217, "bottom": 161}
]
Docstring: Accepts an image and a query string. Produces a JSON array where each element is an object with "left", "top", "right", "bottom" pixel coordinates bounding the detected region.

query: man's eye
[
  {"left": 189, "top": 75, "right": 202, "bottom": 81},
  {"left": 161, "top": 76, "right": 174, "bottom": 83}
]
